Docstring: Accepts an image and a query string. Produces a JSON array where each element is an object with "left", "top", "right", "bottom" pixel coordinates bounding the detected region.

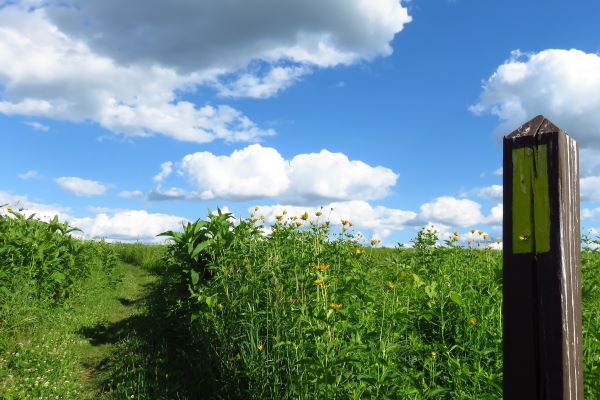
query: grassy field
[{"left": 1, "top": 208, "right": 599, "bottom": 399}]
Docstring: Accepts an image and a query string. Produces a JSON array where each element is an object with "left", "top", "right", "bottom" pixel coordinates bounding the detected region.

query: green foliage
[
  {"left": 112, "top": 242, "right": 166, "bottom": 271},
  {"left": 0, "top": 209, "right": 88, "bottom": 302}
]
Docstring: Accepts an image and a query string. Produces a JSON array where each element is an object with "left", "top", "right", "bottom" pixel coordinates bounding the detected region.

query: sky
[{"left": 1, "top": 0, "right": 600, "bottom": 245}]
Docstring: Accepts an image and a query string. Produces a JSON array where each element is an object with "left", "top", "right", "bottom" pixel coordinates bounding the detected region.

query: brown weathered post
[{"left": 503, "top": 115, "right": 583, "bottom": 399}]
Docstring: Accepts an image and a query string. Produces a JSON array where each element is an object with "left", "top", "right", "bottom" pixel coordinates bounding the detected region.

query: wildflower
[
  {"left": 469, "top": 317, "right": 477, "bottom": 327},
  {"left": 300, "top": 211, "right": 309, "bottom": 220},
  {"left": 315, "top": 262, "right": 330, "bottom": 271},
  {"left": 387, "top": 282, "right": 396, "bottom": 289},
  {"left": 315, "top": 210, "right": 322, "bottom": 217},
  {"left": 314, "top": 278, "right": 324, "bottom": 286},
  {"left": 260, "top": 215, "right": 265, "bottom": 221},
  {"left": 341, "top": 219, "right": 349, "bottom": 226},
  {"left": 469, "top": 229, "right": 475, "bottom": 234},
  {"left": 275, "top": 215, "right": 283, "bottom": 221},
  {"left": 453, "top": 230, "right": 459, "bottom": 237},
  {"left": 431, "top": 351, "right": 437, "bottom": 359},
  {"left": 477, "top": 230, "right": 483, "bottom": 236},
  {"left": 254, "top": 206, "right": 259, "bottom": 211},
  {"left": 370, "top": 239, "right": 381, "bottom": 246},
  {"left": 483, "top": 233, "right": 489, "bottom": 240},
  {"left": 355, "top": 248, "right": 364, "bottom": 255},
  {"left": 295, "top": 221, "right": 302, "bottom": 227},
  {"left": 282, "top": 210, "right": 287, "bottom": 215},
  {"left": 330, "top": 303, "right": 343, "bottom": 311},
  {"left": 218, "top": 303, "right": 224, "bottom": 310},
  {"left": 257, "top": 343, "right": 264, "bottom": 351},
  {"left": 519, "top": 233, "right": 529, "bottom": 241},
  {"left": 288, "top": 297, "right": 298, "bottom": 303},
  {"left": 496, "top": 240, "right": 501, "bottom": 245}
]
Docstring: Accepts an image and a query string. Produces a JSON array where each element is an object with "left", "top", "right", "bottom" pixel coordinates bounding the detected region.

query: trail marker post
[{"left": 503, "top": 115, "right": 583, "bottom": 399}]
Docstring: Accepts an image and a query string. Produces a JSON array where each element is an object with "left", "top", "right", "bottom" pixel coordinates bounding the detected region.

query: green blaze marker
[{"left": 512, "top": 145, "right": 550, "bottom": 254}]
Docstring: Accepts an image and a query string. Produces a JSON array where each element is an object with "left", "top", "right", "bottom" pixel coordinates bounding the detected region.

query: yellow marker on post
[{"left": 511, "top": 145, "right": 550, "bottom": 254}]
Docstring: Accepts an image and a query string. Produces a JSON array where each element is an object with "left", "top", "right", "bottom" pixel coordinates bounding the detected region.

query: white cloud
[
  {"left": 24, "top": 121, "right": 49, "bottom": 131},
  {"left": 55, "top": 177, "right": 107, "bottom": 197},
  {"left": 581, "top": 176, "right": 600, "bottom": 202},
  {"left": 0, "top": 189, "right": 186, "bottom": 242},
  {"left": 0, "top": 5, "right": 273, "bottom": 143},
  {"left": 118, "top": 190, "right": 144, "bottom": 198},
  {"left": 46, "top": 0, "right": 411, "bottom": 72},
  {"left": 493, "top": 167, "right": 503, "bottom": 176},
  {"left": 286, "top": 149, "right": 398, "bottom": 203},
  {"left": 18, "top": 170, "right": 38, "bottom": 179},
  {"left": 153, "top": 161, "right": 173, "bottom": 183},
  {"left": 72, "top": 209, "right": 187, "bottom": 243},
  {"left": 471, "top": 49, "right": 600, "bottom": 149},
  {"left": 0, "top": 190, "right": 70, "bottom": 221},
  {"left": 475, "top": 184, "right": 503, "bottom": 201},
  {"left": 176, "top": 144, "right": 398, "bottom": 203},
  {"left": 486, "top": 203, "right": 503, "bottom": 226},
  {"left": 419, "top": 196, "right": 485, "bottom": 227},
  {"left": 255, "top": 200, "right": 416, "bottom": 240},
  {"left": 215, "top": 66, "right": 310, "bottom": 99},
  {"left": 0, "top": 1, "right": 411, "bottom": 140}
]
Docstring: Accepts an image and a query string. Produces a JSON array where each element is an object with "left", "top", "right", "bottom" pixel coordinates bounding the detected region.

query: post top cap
[{"left": 506, "top": 115, "right": 565, "bottom": 139}]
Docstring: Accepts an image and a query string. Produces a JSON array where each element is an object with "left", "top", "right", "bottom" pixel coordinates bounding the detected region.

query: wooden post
[{"left": 503, "top": 115, "right": 583, "bottom": 399}]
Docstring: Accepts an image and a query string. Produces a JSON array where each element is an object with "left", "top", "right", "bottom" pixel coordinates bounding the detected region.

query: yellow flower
[
  {"left": 519, "top": 233, "right": 529, "bottom": 241},
  {"left": 469, "top": 229, "right": 475, "bottom": 234},
  {"left": 496, "top": 240, "right": 501, "bottom": 245},
  {"left": 254, "top": 206, "right": 259, "bottom": 211},
  {"left": 257, "top": 343, "right": 264, "bottom": 351},
  {"left": 453, "top": 230, "right": 459, "bottom": 236},
  {"left": 315, "top": 262, "right": 330, "bottom": 271},
  {"left": 341, "top": 219, "right": 349, "bottom": 226},
  {"left": 314, "top": 278, "right": 324, "bottom": 286},
  {"left": 288, "top": 297, "right": 298, "bottom": 303},
  {"left": 315, "top": 210, "right": 322, "bottom": 217},
  {"left": 431, "top": 351, "right": 437, "bottom": 359},
  {"left": 300, "top": 212, "right": 309, "bottom": 220},
  {"left": 295, "top": 221, "right": 302, "bottom": 227},
  {"left": 260, "top": 215, "right": 265, "bottom": 221},
  {"left": 355, "top": 248, "right": 364, "bottom": 255},
  {"left": 330, "top": 303, "right": 343, "bottom": 311},
  {"left": 387, "top": 282, "right": 396, "bottom": 289},
  {"left": 482, "top": 233, "right": 489, "bottom": 240},
  {"left": 370, "top": 239, "right": 381, "bottom": 246},
  {"left": 275, "top": 215, "right": 283, "bottom": 221},
  {"left": 477, "top": 230, "right": 483, "bottom": 236},
  {"left": 469, "top": 317, "right": 477, "bottom": 327}
]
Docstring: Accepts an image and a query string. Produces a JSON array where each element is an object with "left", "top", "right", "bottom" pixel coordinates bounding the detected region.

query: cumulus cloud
[
  {"left": 1, "top": 189, "right": 186, "bottom": 242},
  {"left": 471, "top": 49, "right": 600, "bottom": 148},
  {"left": 46, "top": 0, "right": 411, "bottom": 72},
  {"left": 72, "top": 209, "right": 187, "bottom": 243},
  {"left": 175, "top": 144, "right": 398, "bottom": 203},
  {"left": 147, "top": 186, "right": 191, "bottom": 201},
  {"left": 419, "top": 196, "right": 485, "bottom": 227},
  {"left": 55, "top": 177, "right": 107, "bottom": 197},
  {"left": 118, "top": 190, "right": 144, "bottom": 198},
  {"left": 0, "top": 1, "right": 411, "bottom": 141},
  {"left": 0, "top": 190, "right": 70, "bottom": 221},
  {"left": 255, "top": 200, "right": 416, "bottom": 239}
]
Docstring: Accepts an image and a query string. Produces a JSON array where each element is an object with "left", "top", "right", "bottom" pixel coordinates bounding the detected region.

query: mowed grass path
[{"left": 1, "top": 261, "right": 161, "bottom": 399}]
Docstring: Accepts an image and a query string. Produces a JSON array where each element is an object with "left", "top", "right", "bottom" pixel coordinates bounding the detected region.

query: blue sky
[{"left": 1, "top": 0, "right": 600, "bottom": 245}]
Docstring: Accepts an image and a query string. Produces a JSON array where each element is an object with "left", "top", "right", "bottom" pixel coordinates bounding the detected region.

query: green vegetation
[{"left": 1, "top": 207, "right": 599, "bottom": 399}]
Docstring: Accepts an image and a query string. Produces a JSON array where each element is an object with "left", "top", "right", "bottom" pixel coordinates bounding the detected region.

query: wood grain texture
[{"left": 503, "top": 115, "right": 583, "bottom": 399}]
